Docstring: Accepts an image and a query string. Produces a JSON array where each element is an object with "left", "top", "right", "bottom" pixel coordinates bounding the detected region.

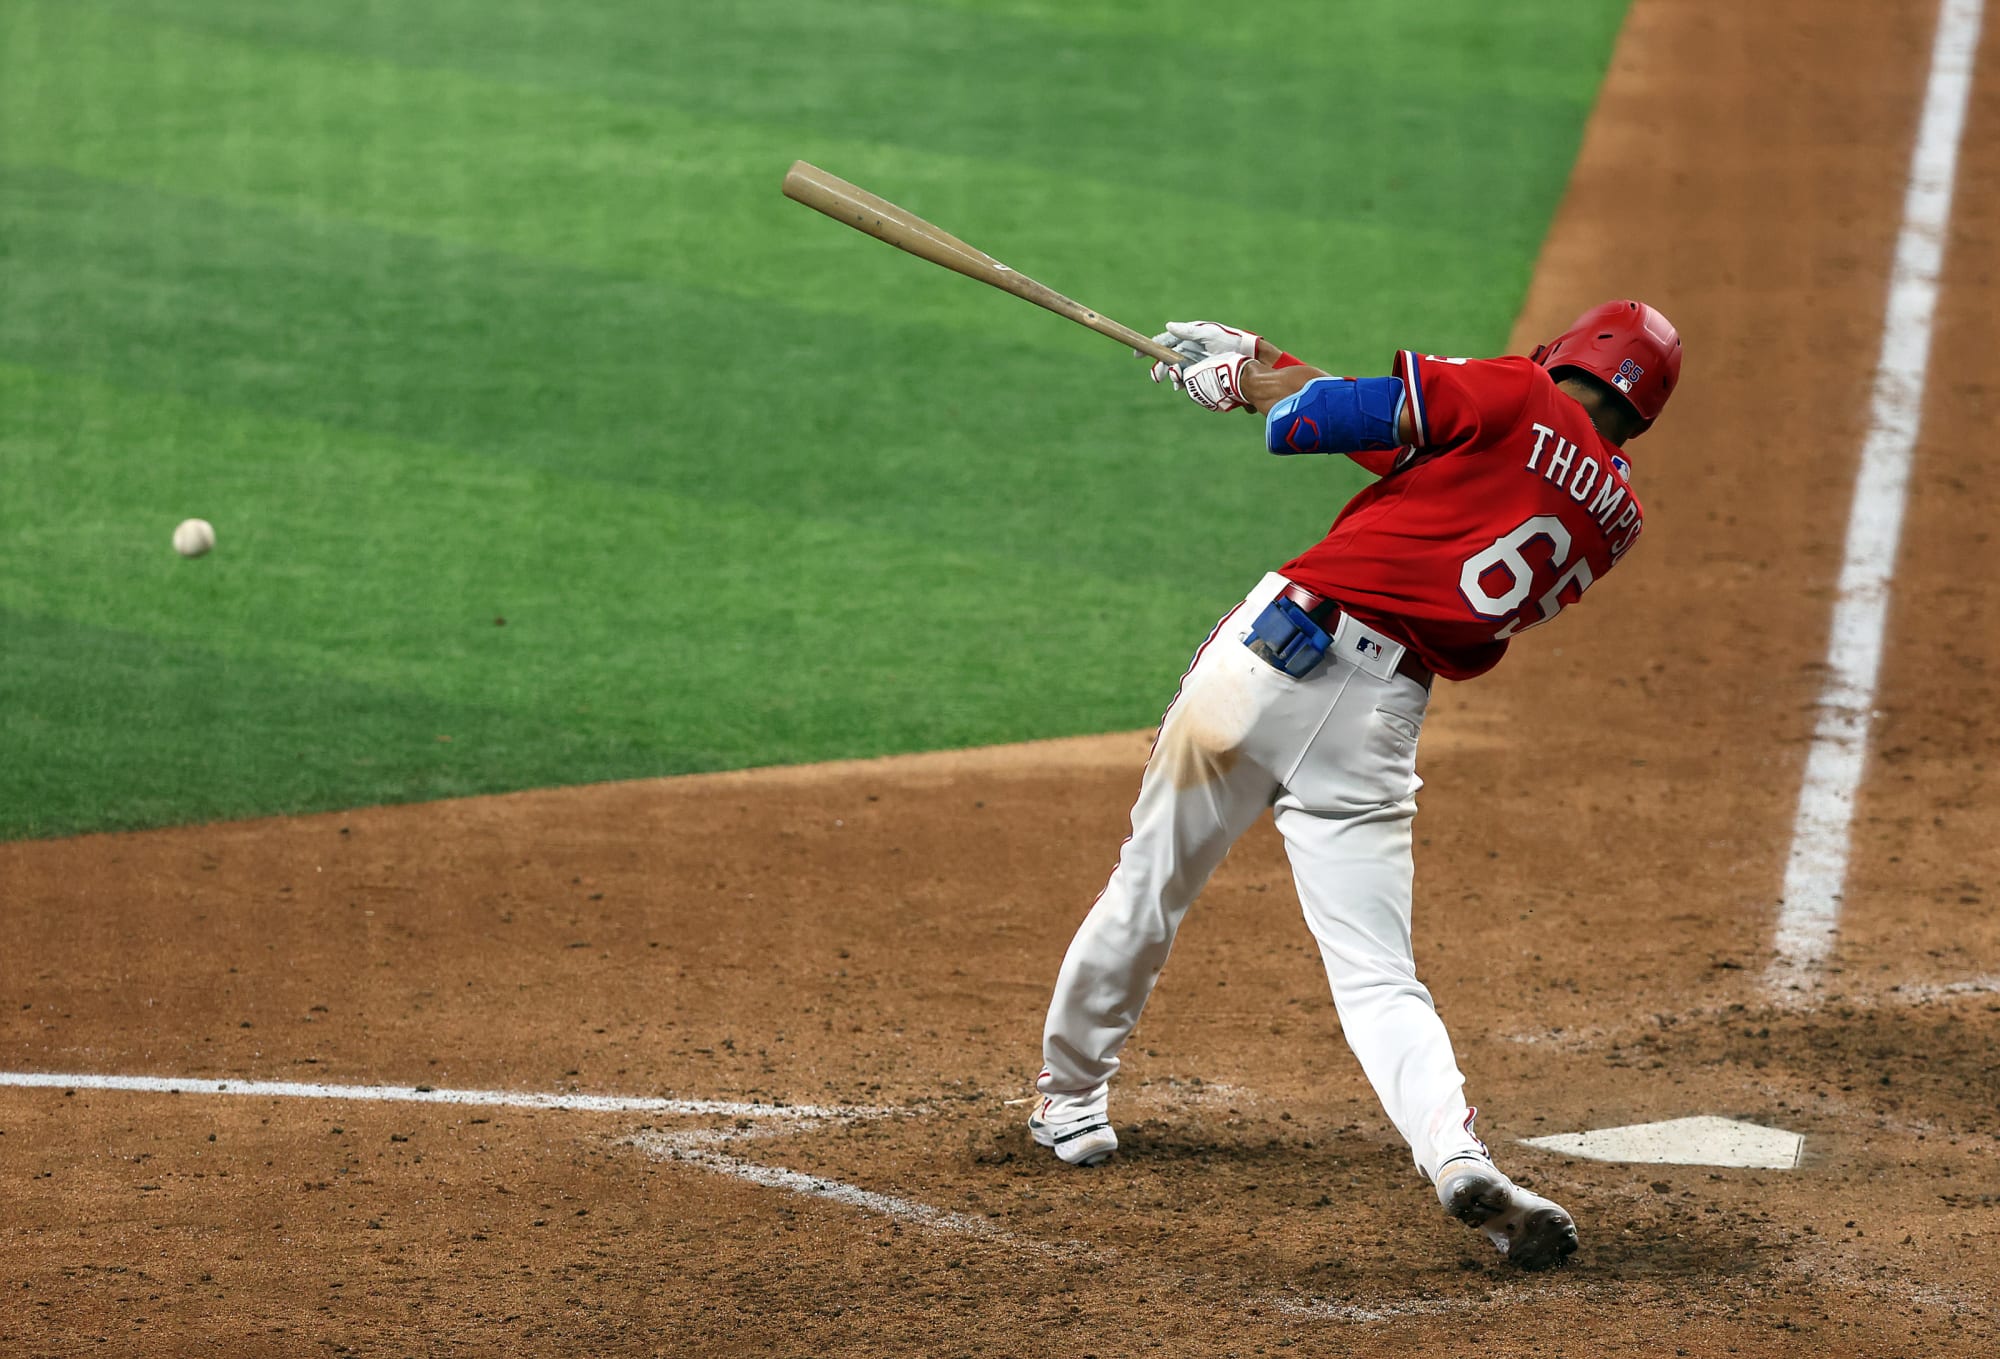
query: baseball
[{"left": 172, "top": 518, "right": 216, "bottom": 558}]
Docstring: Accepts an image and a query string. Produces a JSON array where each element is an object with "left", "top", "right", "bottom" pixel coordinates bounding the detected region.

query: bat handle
[{"left": 1125, "top": 331, "right": 1196, "bottom": 369}]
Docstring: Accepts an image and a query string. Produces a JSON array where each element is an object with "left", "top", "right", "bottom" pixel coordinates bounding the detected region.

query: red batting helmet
[{"left": 1529, "top": 299, "right": 1682, "bottom": 431}]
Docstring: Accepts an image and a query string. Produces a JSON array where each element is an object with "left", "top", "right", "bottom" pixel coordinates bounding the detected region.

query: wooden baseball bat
[{"left": 782, "top": 160, "right": 1187, "bottom": 368}]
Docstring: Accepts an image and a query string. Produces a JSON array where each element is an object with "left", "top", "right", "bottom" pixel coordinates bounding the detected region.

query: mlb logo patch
[
  {"left": 1355, "top": 637, "right": 1384, "bottom": 660},
  {"left": 1612, "top": 358, "right": 1645, "bottom": 393}
]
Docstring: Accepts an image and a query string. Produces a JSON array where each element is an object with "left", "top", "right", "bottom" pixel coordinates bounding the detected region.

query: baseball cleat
[
  {"left": 1434, "top": 1156, "right": 1579, "bottom": 1269},
  {"left": 1027, "top": 1094, "right": 1118, "bottom": 1167}
]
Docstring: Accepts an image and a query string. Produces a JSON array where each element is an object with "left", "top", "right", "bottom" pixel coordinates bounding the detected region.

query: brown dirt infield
[{"left": 5, "top": 1, "right": 1999, "bottom": 1354}]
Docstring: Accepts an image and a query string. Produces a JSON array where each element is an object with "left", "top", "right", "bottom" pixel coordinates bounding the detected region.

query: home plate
[{"left": 1520, "top": 1116, "right": 1803, "bottom": 1169}]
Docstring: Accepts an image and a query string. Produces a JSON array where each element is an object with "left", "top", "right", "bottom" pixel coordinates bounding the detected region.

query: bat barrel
[{"left": 783, "top": 161, "right": 1188, "bottom": 368}]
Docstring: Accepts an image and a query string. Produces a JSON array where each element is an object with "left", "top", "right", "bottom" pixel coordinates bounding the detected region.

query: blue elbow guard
[{"left": 1265, "top": 376, "right": 1406, "bottom": 455}]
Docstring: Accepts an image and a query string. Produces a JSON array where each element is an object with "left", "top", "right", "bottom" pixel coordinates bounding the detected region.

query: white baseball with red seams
[{"left": 172, "top": 518, "right": 216, "bottom": 557}]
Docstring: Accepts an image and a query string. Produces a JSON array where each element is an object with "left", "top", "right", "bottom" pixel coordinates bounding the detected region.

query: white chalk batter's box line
[
  {"left": 0, "top": 1069, "right": 1108, "bottom": 1257},
  {"left": 0, "top": 1069, "right": 889, "bottom": 1119}
]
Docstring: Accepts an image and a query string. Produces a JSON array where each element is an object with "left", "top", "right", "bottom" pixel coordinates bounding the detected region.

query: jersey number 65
[{"left": 1458, "top": 514, "right": 1594, "bottom": 640}]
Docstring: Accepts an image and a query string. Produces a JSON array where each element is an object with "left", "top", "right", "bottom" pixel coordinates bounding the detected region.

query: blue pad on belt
[{"left": 1244, "top": 596, "right": 1332, "bottom": 677}]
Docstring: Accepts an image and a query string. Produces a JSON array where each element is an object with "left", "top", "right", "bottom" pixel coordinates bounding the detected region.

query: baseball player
[{"left": 1027, "top": 302, "right": 1683, "bottom": 1270}]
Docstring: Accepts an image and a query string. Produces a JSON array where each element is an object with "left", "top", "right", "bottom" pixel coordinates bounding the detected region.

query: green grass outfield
[{"left": 0, "top": 0, "right": 1628, "bottom": 840}]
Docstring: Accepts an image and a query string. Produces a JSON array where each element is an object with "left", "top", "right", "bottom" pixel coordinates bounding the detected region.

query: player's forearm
[
  {"left": 1240, "top": 359, "right": 1328, "bottom": 413},
  {"left": 1179, "top": 343, "right": 1417, "bottom": 453}
]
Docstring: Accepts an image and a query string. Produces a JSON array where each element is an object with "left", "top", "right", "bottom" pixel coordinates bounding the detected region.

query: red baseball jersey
[{"left": 1280, "top": 352, "right": 1645, "bottom": 681}]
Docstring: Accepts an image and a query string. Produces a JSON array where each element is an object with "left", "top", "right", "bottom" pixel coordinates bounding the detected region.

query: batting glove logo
[{"left": 1184, "top": 354, "right": 1248, "bottom": 412}]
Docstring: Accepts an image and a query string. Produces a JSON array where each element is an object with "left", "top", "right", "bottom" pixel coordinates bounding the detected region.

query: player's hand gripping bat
[{"left": 781, "top": 161, "right": 1189, "bottom": 369}]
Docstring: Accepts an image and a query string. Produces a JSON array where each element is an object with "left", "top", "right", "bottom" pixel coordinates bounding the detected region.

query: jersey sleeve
[{"left": 1393, "top": 352, "right": 1535, "bottom": 453}]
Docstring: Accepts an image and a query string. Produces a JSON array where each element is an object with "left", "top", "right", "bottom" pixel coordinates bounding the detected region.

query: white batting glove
[
  {"left": 1143, "top": 320, "right": 1263, "bottom": 384},
  {"left": 1163, "top": 319, "right": 1262, "bottom": 359},
  {"left": 1178, "top": 352, "right": 1251, "bottom": 412}
]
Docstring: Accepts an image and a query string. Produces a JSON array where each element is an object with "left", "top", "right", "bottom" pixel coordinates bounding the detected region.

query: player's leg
[
  {"left": 1274, "top": 674, "right": 1577, "bottom": 1267},
  {"left": 1031, "top": 753, "right": 1277, "bottom": 1164},
  {"left": 1268, "top": 694, "right": 1468, "bottom": 1167},
  {"left": 1033, "top": 576, "right": 1294, "bottom": 1163}
]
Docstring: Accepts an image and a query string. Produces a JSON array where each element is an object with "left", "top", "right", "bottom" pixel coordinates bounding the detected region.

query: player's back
[{"left": 1281, "top": 353, "right": 1644, "bottom": 681}]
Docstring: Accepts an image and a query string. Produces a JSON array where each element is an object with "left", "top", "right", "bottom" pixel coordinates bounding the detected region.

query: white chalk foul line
[
  {"left": 0, "top": 1070, "right": 888, "bottom": 1120},
  {"left": 1772, "top": 0, "right": 1984, "bottom": 979}
]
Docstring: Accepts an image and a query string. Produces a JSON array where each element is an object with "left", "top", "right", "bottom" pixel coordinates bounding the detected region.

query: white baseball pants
[{"left": 1037, "top": 571, "right": 1481, "bottom": 1178}]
